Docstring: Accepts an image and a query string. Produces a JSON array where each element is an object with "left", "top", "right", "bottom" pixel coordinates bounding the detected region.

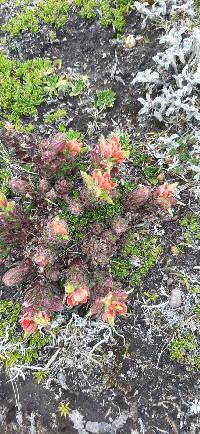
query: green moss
[
  {"left": 2, "top": 0, "right": 69, "bottom": 38},
  {"left": 96, "top": 88, "right": 116, "bottom": 111},
  {"left": 0, "top": 53, "right": 60, "bottom": 129},
  {"left": 170, "top": 333, "right": 199, "bottom": 370},
  {"left": 180, "top": 216, "right": 200, "bottom": 247},
  {"left": 59, "top": 197, "right": 123, "bottom": 241},
  {"left": 0, "top": 168, "right": 12, "bottom": 195},
  {"left": 111, "top": 233, "right": 161, "bottom": 287},
  {"left": 69, "top": 79, "right": 87, "bottom": 96},
  {"left": 194, "top": 303, "right": 200, "bottom": 323},
  {"left": 44, "top": 108, "right": 68, "bottom": 125},
  {"left": 58, "top": 401, "right": 70, "bottom": 418},
  {"left": 33, "top": 370, "right": 48, "bottom": 384},
  {"left": 143, "top": 165, "right": 160, "bottom": 186},
  {"left": 74, "top": 0, "right": 134, "bottom": 33}
]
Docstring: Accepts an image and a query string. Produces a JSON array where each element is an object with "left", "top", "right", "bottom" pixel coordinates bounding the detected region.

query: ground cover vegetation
[{"left": 0, "top": 0, "right": 200, "bottom": 433}]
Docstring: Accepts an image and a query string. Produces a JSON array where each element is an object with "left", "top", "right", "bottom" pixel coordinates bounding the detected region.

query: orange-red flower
[
  {"left": 96, "top": 135, "right": 128, "bottom": 164},
  {"left": 101, "top": 291, "right": 127, "bottom": 325},
  {"left": 49, "top": 216, "right": 69, "bottom": 240},
  {"left": 154, "top": 183, "right": 175, "bottom": 199},
  {"left": 102, "top": 301, "right": 127, "bottom": 322},
  {"left": 92, "top": 169, "right": 117, "bottom": 192},
  {"left": 20, "top": 310, "right": 51, "bottom": 335},
  {"left": 66, "top": 287, "right": 89, "bottom": 307},
  {"left": 65, "top": 140, "right": 83, "bottom": 157},
  {"left": 20, "top": 312, "right": 37, "bottom": 335}
]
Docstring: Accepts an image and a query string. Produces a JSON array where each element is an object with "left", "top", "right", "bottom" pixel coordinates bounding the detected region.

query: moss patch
[
  {"left": 170, "top": 333, "right": 200, "bottom": 370},
  {"left": 111, "top": 232, "right": 161, "bottom": 287}
]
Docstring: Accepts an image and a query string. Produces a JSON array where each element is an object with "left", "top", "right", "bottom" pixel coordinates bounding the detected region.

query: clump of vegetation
[
  {"left": 1, "top": 0, "right": 134, "bottom": 40},
  {"left": 170, "top": 333, "right": 200, "bottom": 370},
  {"left": 96, "top": 88, "right": 116, "bottom": 111},
  {"left": 44, "top": 108, "right": 68, "bottom": 125},
  {"left": 58, "top": 401, "right": 70, "bottom": 418},
  {"left": 111, "top": 233, "right": 161, "bottom": 287},
  {"left": 0, "top": 299, "right": 51, "bottom": 367},
  {"left": 74, "top": 0, "right": 134, "bottom": 32},
  {"left": 180, "top": 216, "right": 200, "bottom": 248},
  {"left": 1, "top": 0, "right": 70, "bottom": 38},
  {"left": 0, "top": 127, "right": 176, "bottom": 345},
  {"left": 0, "top": 53, "right": 88, "bottom": 131}
]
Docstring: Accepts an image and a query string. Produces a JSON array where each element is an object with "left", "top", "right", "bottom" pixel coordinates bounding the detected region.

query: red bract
[
  {"left": 102, "top": 301, "right": 127, "bottom": 323},
  {"left": 65, "top": 139, "right": 83, "bottom": 157},
  {"left": 66, "top": 287, "right": 89, "bottom": 307},
  {"left": 154, "top": 183, "right": 176, "bottom": 199},
  {"left": 20, "top": 312, "right": 37, "bottom": 335},
  {"left": 49, "top": 216, "right": 69, "bottom": 240},
  {"left": 104, "top": 135, "right": 127, "bottom": 163},
  {"left": 93, "top": 135, "right": 129, "bottom": 166},
  {"left": 92, "top": 169, "right": 117, "bottom": 192},
  {"left": 90, "top": 290, "right": 127, "bottom": 325}
]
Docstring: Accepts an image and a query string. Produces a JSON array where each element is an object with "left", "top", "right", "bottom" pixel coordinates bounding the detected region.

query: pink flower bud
[
  {"left": 125, "top": 186, "right": 151, "bottom": 208},
  {"left": 9, "top": 178, "right": 31, "bottom": 195},
  {"left": 39, "top": 179, "right": 50, "bottom": 193},
  {"left": 51, "top": 133, "right": 67, "bottom": 153},
  {"left": 2, "top": 260, "right": 32, "bottom": 287},
  {"left": 49, "top": 216, "right": 69, "bottom": 240},
  {"left": 67, "top": 199, "right": 83, "bottom": 216},
  {"left": 32, "top": 248, "right": 52, "bottom": 268},
  {"left": 111, "top": 216, "right": 129, "bottom": 235}
]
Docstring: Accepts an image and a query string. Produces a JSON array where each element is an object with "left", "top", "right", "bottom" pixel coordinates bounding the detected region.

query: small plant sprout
[
  {"left": 58, "top": 401, "right": 70, "bottom": 418},
  {"left": 33, "top": 370, "right": 48, "bottom": 384},
  {"left": 96, "top": 88, "right": 116, "bottom": 111}
]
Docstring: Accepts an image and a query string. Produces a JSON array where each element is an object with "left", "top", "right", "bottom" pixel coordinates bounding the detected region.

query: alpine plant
[{"left": 0, "top": 127, "right": 177, "bottom": 334}]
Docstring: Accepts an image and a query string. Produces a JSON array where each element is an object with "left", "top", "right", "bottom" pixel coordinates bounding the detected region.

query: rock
[
  {"left": 125, "top": 35, "right": 136, "bottom": 49},
  {"left": 169, "top": 288, "right": 182, "bottom": 308}
]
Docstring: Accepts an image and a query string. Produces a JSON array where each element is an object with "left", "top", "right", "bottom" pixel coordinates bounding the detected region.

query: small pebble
[
  {"left": 169, "top": 288, "right": 182, "bottom": 308},
  {"left": 125, "top": 34, "right": 136, "bottom": 49}
]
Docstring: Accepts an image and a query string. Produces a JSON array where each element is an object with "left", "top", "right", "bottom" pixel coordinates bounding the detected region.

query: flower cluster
[
  {"left": 124, "top": 182, "right": 177, "bottom": 213},
  {"left": 90, "top": 291, "right": 127, "bottom": 326},
  {"left": 20, "top": 310, "right": 50, "bottom": 335},
  {"left": 81, "top": 134, "right": 129, "bottom": 204},
  {"left": 38, "top": 133, "right": 83, "bottom": 175},
  {"left": 0, "top": 126, "right": 177, "bottom": 337}
]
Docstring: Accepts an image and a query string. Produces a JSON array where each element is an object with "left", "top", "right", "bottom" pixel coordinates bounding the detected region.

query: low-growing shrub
[{"left": 0, "top": 126, "right": 177, "bottom": 335}]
